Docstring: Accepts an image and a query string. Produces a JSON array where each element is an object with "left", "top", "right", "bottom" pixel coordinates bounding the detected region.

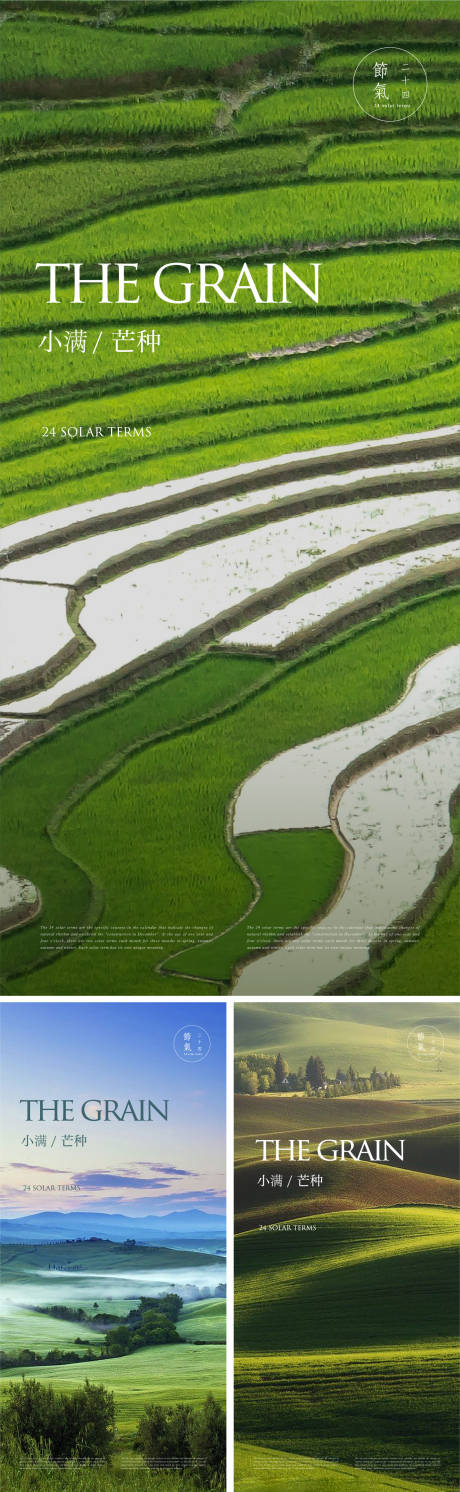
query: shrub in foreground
[
  {"left": 136, "top": 1394, "right": 225, "bottom": 1487},
  {"left": 1, "top": 1378, "right": 115, "bottom": 1463}
]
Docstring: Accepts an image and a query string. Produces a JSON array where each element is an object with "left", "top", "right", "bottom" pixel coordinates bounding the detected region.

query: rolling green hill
[
  {"left": 235, "top": 1207, "right": 459, "bottom": 1351},
  {"left": 235, "top": 1440, "right": 451, "bottom": 1492},
  {"left": 235, "top": 1207, "right": 459, "bottom": 1483},
  {"left": 0, "top": 1306, "right": 103, "bottom": 1358},
  {"left": 235, "top": 1154, "right": 459, "bottom": 1232},
  {"left": 0, "top": 1341, "right": 225, "bottom": 1457},
  {"left": 235, "top": 1094, "right": 459, "bottom": 1154},
  {"left": 235, "top": 1343, "right": 458, "bottom": 1482},
  {"left": 0, "top": 1237, "right": 218, "bottom": 1284},
  {"left": 179, "top": 1298, "right": 226, "bottom": 1343}
]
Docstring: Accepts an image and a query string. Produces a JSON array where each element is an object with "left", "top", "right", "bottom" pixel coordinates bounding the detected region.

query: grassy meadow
[
  {"left": 1, "top": 1341, "right": 225, "bottom": 1436},
  {"left": 234, "top": 1002, "right": 459, "bottom": 1487},
  {"left": 235, "top": 1443, "right": 451, "bottom": 1492},
  {"left": 235, "top": 1342, "right": 458, "bottom": 1480},
  {"left": 0, "top": 1239, "right": 225, "bottom": 1478},
  {"left": 179, "top": 1300, "right": 226, "bottom": 1344}
]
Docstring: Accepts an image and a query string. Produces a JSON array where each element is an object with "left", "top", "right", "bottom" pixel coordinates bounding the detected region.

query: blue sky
[{"left": 0, "top": 1002, "right": 226, "bottom": 1217}]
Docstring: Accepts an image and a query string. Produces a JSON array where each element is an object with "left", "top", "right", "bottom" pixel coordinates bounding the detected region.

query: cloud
[
  {"left": 73, "top": 1173, "right": 174, "bottom": 1190},
  {"left": 110, "top": 1164, "right": 197, "bottom": 1179},
  {"left": 158, "top": 1188, "right": 226, "bottom": 1203},
  {"left": 10, "top": 1163, "right": 70, "bottom": 1174},
  {"left": 72, "top": 1164, "right": 197, "bottom": 1190}
]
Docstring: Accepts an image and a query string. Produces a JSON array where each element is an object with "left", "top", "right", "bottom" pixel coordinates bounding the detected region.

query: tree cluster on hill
[
  {"left": 103, "top": 1293, "right": 183, "bottom": 1359},
  {"left": 2, "top": 1380, "right": 225, "bottom": 1487},
  {"left": 0, "top": 1294, "right": 184, "bottom": 1371},
  {"left": 234, "top": 1051, "right": 401, "bottom": 1095},
  {"left": 0, "top": 1345, "right": 98, "bottom": 1371}
]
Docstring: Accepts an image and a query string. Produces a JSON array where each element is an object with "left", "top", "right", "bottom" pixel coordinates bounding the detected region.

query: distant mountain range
[{"left": 0, "top": 1208, "right": 226, "bottom": 1245}]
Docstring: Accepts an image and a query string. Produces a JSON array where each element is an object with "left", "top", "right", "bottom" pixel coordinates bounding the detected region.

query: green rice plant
[
  {"left": 238, "top": 81, "right": 460, "bottom": 134},
  {"left": 115, "top": 2, "right": 460, "bottom": 34},
  {"left": 2, "top": 595, "right": 458, "bottom": 997},
  {"left": 2, "top": 309, "right": 397, "bottom": 407},
  {"left": 1, "top": 396, "right": 458, "bottom": 532},
  {"left": 0, "top": 20, "right": 298, "bottom": 91},
  {"left": 0, "top": 318, "right": 456, "bottom": 482},
  {"left": 0, "top": 97, "right": 218, "bottom": 156},
  {"left": 0, "top": 140, "right": 318, "bottom": 240},
  {"left": 309, "top": 135, "right": 460, "bottom": 177},
  {"left": 0, "top": 654, "right": 272, "bottom": 982},
  {"left": 167, "top": 828, "right": 344, "bottom": 982},
  {"left": 310, "top": 48, "right": 460, "bottom": 77},
  {"left": 3, "top": 245, "right": 459, "bottom": 333},
  {"left": 3, "top": 177, "right": 458, "bottom": 278},
  {"left": 369, "top": 870, "right": 460, "bottom": 1001}
]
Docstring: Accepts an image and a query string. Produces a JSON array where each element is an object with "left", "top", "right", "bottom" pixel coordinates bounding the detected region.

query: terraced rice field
[{"left": 0, "top": 0, "right": 459, "bottom": 1008}]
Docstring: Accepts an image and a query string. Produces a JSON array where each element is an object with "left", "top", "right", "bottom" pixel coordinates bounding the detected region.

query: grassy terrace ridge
[
  {"left": 309, "top": 135, "right": 460, "bottom": 177},
  {"left": 165, "top": 828, "right": 345, "bottom": 983},
  {"left": 2, "top": 178, "right": 459, "bottom": 277},
  {"left": 0, "top": 399, "right": 457, "bottom": 529},
  {"left": 0, "top": 141, "right": 322, "bottom": 242},
  {"left": 0, "top": 98, "right": 220, "bottom": 156},
  {"left": 2, "top": 318, "right": 458, "bottom": 478},
  {"left": 1, "top": 308, "right": 400, "bottom": 407},
  {"left": 2, "top": 141, "right": 460, "bottom": 244},
  {"left": 1, "top": 593, "right": 458, "bottom": 998},
  {"left": 3, "top": 244, "right": 459, "bottom": 333},
  {"left": 0, "top": 21, "right": 298, "bottom": 94},
  {"left": 309, "top": 48, "right": 460, "bottom": 78},
  {"left": 114, "top": 1, "right": 460, "bottom": 31},
  {"left": 238, "top": 81, "right": 460, "bottom": 133}
]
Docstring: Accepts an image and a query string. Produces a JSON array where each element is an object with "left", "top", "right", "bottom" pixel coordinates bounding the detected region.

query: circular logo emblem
[
  {"left": 173, "top": 1024, "right": 211, "bottom": 1063},
  {"left": 407, "top": 1025, "right": 445, "bottom": 1065},
  {"left": 353, "top": 48, "right": 427, "bottom": 123}
]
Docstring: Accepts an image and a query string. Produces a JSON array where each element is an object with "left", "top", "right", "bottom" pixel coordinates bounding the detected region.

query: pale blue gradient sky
[{"left": 0, "top": 1002, "right": 226, "bottom": 1217}]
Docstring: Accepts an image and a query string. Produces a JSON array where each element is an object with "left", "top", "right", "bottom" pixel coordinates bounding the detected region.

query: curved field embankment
[
  {"left": 0, "top": 433, "right": 458, "bottom": 717},
  {"left": 0, "top": 1, "right": 458, "bottom": 1001}
]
